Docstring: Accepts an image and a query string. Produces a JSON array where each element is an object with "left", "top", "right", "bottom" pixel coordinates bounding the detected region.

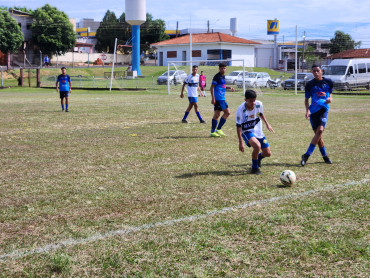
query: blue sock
[
  {"left": 319, "top": 146, "right": 327, "bottom": 157},
  {"left": 196, "top": 111, "right": 203, "bottom": 121},
  {"left": 217, "top": 117, "right": 226, "bottom": 130},
  {"left": 258, "top": 153, "right": 264, "bottom": 161},
  {"left": 182, "top": 111, "right": 189, "bottom": 121},
  {"left": 211, "top": 119, "right": 218, "bottom": 133},
  {"left": 252, "top": 159, "right": 259, "bottom": 169},
  {"left": 61, "top": 104, "right": 64, "bottom": 110},
  {"left": 305, "top": 143, "right": 316, "bottom": 156},
  {"left": 66, "top": 104, "right": 68, "bottom": 110}
]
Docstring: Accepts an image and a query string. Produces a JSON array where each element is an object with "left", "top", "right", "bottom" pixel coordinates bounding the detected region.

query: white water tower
[
  {"left": 125, "top": 0, "right": 146, "bottom": 75},
  {"left": 230, "top": 18, "right": 238, "bottom": 36}
]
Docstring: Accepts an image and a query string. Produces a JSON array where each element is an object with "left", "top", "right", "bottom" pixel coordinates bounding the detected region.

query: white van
[{"left": 324, "top": 59, "right": 370, "bottom": 90}]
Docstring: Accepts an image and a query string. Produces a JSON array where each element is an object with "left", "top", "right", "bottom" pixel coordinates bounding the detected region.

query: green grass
[{"left": 0, "top": 87, "right": 369, "bottom": 277}]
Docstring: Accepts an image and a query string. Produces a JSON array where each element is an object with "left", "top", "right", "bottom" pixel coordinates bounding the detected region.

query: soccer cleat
[
  {"left": 182, "top": 119, "right": 188, "bottom": 123},
  {"left": 258, "top": 158, "right": 262, "bottom": 168},
  {"left": 215, "top": 129, "right": 226, "bottom": 136},
  {"left": 301, "top": 154, "right": 309, "bottom": 166},
  {"left": 210, "top": 132, "right": 220, "bottom": 137},
  {"left": 323, "top": 156, "right": 332, "bottom": 164},
  {"left": 65, "top": 109, "right": 69, "bottom": 112},
  {"left": 251, "top": 168, "right": 262, "bottom": 175},
  {"left": 200, "top": 120, "right": 206, "bottom": 124}
]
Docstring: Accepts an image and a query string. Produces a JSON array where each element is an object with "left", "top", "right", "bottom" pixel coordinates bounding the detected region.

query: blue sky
[{"left": 3, "top": 0, "right": 370, "bottom": 47}]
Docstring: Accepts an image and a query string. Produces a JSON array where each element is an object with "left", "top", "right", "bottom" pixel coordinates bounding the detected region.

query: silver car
[
  {"left": 157, "top": 70, "right": 187, "bottom": 85},
  {"left": 235, "top": 72, "right": 271, "bottom": 88},
  {"left": 225, "top": 70, "right": 245, "bottom": 85}
]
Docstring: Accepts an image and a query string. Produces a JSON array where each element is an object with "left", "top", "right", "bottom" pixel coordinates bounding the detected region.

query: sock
[
  {"left": 252, "top": 159, "right": 259, "bottom": 169},
  {"left": 196, "top": 111, "right": 203, "bottom": 121},
  {"left": 217, "top": 117, "right": 226, "bottom": 130},
  {"left": 305, "top": 143, "right": 316, "bottom": 156},
  {"left": 203, "top": 91, "right": 206, "bottom": 96},
  {"left": 211, "top": 119, "right": 218, "bottom": 133},
  {"left": 319, "top": 146, "right": 327, "bottom": 157},
  {"left": 258, "top": 153, "right": 265, "bottom": 162},
  {"left": 66, "top": 104, "right": 69, "bottom": 110},
  {"left": 182, "top": 111, "right": 189, "bottom": 121},
  {"left": 61, "top": 104, "right": 64, "bottom": 110}
]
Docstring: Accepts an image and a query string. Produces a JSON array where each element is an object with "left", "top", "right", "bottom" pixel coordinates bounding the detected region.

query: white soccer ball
[{"left": 280, "top": 170, "right": 296, "bottom": 186}]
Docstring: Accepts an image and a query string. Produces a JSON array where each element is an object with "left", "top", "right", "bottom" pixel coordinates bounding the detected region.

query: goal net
[{"left": 165, "top": 59, "right": 254, "bottom": 95}]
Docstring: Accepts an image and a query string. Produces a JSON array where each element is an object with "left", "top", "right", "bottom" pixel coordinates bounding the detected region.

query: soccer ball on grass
[{"left": 280, "top": 170, "right": 296, "bottom": 186}]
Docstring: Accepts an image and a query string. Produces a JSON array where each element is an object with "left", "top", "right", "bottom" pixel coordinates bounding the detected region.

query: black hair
[
  {"left": 192, "top": 65, "right": 198, "bottom": 69},
  {"left": 219, "top": 63, "right": 227, "bottom": 68},
  {"left": 244, "top": 89, "right": 257, "bottom": 99},
  {"left": 311, "top": 64, "right": 320, "bottom": 69},
  {"left": 61, "top": 67, "right": 66, "bottom": 70}
]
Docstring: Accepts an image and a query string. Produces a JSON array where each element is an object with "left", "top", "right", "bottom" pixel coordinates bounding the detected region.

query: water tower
[
  {"left": 230, "top": 18, "right": 238, "bottom": 36},
  {"left": 125, "top": 0, "right": 146, "bottom": 76}
]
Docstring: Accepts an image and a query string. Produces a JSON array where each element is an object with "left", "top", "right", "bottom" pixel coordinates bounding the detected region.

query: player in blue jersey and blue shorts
[
  {"left": 180, "top": 65, "right": 206, "bottom": 123},
  {"left": 236, "top": 90, "right": 274, "bottom": 174},
  {"left": 56, "top": 67, "right": 72, "bottom": 112},
  {"left": 301, "top": 64, "right": 333, "bottom": 166},
  {"left": 210, "top": 63, "right": 230, "bottom": 137}
]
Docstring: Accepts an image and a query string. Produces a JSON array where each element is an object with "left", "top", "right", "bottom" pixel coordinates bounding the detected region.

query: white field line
[{"left": 1, "top": 178, "right": 368, "bottom": 261}]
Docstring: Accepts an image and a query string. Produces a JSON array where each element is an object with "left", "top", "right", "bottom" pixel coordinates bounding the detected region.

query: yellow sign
[{"left": 267, "top": 20, "right": 279, "bottom": 35}]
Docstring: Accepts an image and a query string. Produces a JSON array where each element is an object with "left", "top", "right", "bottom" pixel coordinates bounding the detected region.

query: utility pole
[{"left": 302, "top": 31, "right": 306, "bottom": 72}]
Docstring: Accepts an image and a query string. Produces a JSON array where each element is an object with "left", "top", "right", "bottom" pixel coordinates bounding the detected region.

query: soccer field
[{"left": 0, "top": 88, "right": 369, "bottom": 277}]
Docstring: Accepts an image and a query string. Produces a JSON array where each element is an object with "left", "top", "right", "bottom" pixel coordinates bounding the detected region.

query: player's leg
[
  {"left": 216, "top": 101, "right": 230, "bottom": 136},
  {"left": 248, "top": 137, "right": 262, "bottom": 174},
  {"left": 65, "top": 96, "right": 69, "bottom": 112},
  {"left": 210, "top": 109, "right": 221, "bottom": 136},
  {"left": 182, "top": 99, "right": 194, "bottom": 123},
  {"left": 60, "top": 92, "right": 65, "bottom": 111},
  {"left": 258, "top": 138, "right": 271, "bottom": 168},
  {"left": 193, "top": 103, "right": 205, "bottom": 123}
]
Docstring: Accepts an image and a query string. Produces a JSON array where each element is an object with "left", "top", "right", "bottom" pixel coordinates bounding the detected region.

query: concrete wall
[{"left": 50, "top": 52, "right": 132, "bottom": 65}]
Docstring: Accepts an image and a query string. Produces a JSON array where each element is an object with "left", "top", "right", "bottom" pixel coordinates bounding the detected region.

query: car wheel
[
  {"left": 252, "top": 82, "right": 257, "bottom": 88},
  {"left": 233, "top": 80, "right": 237, "bottom": 85},
  {"left": 300, "top": 85, "right": 305, "bottom": 91},
  {"left": 344, "top": 83, "right": 351, "bottom": 91}
]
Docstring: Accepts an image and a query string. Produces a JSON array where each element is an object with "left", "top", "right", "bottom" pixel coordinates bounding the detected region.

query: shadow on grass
[
  {"left": 176, "top": 169, "right": 248, "bottom": 179},
  {"left": 158, "top": 135, "right": 211, "bottom": 139}
]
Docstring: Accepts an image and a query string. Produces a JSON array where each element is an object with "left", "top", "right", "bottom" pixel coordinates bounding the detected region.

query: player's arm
[
  {"left": 304, "top": 98, "right": 310, "bottom": 119},
  {"left": 326, "top": 93, "right": 332, "bottom": 103},
  {"left": 259, "top": 113, "right": 274, "bottom": 133},
  {"left": 236, "top": 126, "right": 244, "bottom": 152},
  {"left": 198, "top": 85, "right": 204, "bottom": 96},
  {"left": 210, "top": 84, "right": 215, "bottom": 104},
  {"left": 180, "top": 82, "right": 186, "bottom": 98},
  {"left": 56, "top": 80, "right": 59, "bottom": 92}
]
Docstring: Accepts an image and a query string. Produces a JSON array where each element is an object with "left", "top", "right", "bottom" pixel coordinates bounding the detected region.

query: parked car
[
  {"left": 281, "top": 73, "right": 314, "bottom": 90},
  {"left": 225, "top": 70, "right": 245, "bottom": 85},
  {"left": 157, "top": 70, "right": 187, "bottom": 85},
  {"left": 235, "top": 72, "right": 271, "bottom": 88}
]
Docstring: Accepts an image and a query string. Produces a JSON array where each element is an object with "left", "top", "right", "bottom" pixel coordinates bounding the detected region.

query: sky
[{"left": 3, "top": 0, "right": 370, "bottom": 47}]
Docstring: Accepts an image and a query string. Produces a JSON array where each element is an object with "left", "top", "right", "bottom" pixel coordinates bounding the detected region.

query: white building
[{"left": 151, "top": 32, "right": 261, "bottom": 67}]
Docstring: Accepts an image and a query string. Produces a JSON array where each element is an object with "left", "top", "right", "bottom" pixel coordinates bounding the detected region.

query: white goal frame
[{"left": 167, "top": 59, "right": 246, "bottom": 94}]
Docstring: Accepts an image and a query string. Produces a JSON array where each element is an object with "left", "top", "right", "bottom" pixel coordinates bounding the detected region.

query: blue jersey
[
  {"left": 211, "top": 72, "right": 226, "bottom": 101},
  {"left": 57, "top": 74, "right": 71, "bottom": 91},
  {"left": 305, "top": 77, "right": 333, "bottom": 114}
]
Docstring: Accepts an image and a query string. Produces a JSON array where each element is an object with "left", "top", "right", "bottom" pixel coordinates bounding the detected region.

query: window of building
[
  {"left": 192, "top": 50, "right": 201, "bottom": 57},
  {"left": 207, "top": 49, "right": 232, "bottom": 60},
  {"left": 167, "top": 51, "right": 177, "bottom": 58}
]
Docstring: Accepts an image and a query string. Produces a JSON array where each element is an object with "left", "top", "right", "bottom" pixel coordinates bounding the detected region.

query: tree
[
  {"left": 95, "top": 10, "right": 122, "bottom": 53},
  {"left": 140, "top": 13, "right": 169, "bottom": 52},
  {"left": 31, "top": 4, "right": 76, "bottom": 55},
  {"left": 0, "top": 10, "right": 24, "bottom": 69},
  {"left": 329, "top": 31, "right": 361, "bottom": 54}
]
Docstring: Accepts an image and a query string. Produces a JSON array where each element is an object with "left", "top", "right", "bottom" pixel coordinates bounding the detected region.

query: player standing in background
[
  {"left": 180, "top": 65, "right": 206, "bottom": 124},
  {"left": 210, "top": 63, "right": 230, "bottom": 137},
  {"left": 236, "top": 90, "right": 274, "bottom": 175},
  {"left": 56, "top": 67, "right": 72, "bottom": 112},
  {"left": 301, "top": 64, "right": 333, "bottom": 166},
  {"left": 43, "top": 55, "right": 49, "bottom": 67},
  {"left": 199, "top": 71, "right": 206, "bottom": 97}
]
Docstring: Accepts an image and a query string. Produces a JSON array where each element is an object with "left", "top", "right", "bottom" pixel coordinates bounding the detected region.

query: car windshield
[
  {"left": 161, "top": 71, "right": 176, "bottom": 76},
  {"left": 326, "top": 66, "right": 347, "bottom": 75},
  {"left": 246, "top": 73, "right": 257, "bottom": 78},
  {"left": 228, "top": 72, "right": 241, "bottom": 76},
  {"left": 289, "top": 74, "right": 311, "bottom": 80}
]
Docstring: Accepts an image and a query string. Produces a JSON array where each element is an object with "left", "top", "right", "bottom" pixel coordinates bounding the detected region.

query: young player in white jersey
[
  {"left": 180, "top": 65, "right": 206, "bottom": 123},
  {"left": 236, "top": 90, "right": 274, "bottom": 174}
]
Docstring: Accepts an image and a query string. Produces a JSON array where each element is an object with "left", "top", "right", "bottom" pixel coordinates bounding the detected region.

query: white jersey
[
  {"left": 236, "top": 100, "right": 265, "bottom": 138},
  {"left": 184, "top": 73, "right": 199, "bottom": 97}
]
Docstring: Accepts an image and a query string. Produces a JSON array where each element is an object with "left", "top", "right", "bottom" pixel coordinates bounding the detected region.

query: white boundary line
[{"left": 1, "top": 178, "right": 368, "bottom": 261}]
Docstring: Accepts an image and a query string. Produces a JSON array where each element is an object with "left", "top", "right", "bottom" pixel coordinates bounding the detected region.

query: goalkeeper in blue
[
  {"left": 236, "top": 90, "right": 274, "bottom": 175},
  {"left": 301, "top": 64, "right": 333, "bottom": 166}
]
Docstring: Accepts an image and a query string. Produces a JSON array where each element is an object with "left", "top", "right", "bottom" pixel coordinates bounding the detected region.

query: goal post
[{"left": 166, "top": 59, "right": 249, "bottom": 95}]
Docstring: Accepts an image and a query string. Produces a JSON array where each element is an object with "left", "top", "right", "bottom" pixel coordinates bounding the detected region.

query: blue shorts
[
  {"left": 60, "top": 91, "right": 69, "bottom": 99},
  {"left": 242, "top": 132, "right": 270, "bottom": 149},
  {"left": 188, "top": 97, "right": 198, "bottom": 103},
  {"left": 214, "top": 100, "right": 228, "bottom": 111},
  {"left": 310, "top": 108, "right": 328, "bottom": 130}
]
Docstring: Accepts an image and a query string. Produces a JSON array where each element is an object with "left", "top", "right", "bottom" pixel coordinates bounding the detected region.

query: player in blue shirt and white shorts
[
  {"left": 56, "top": 67, "right": 72, "bottom": 112},
  {"left": 236, "top": 90, "right": 274, "bottom": 174},
  {"left": 210, "top": 63, "right": 230, "bottom": 137},
  {"left": 180, "top": 65, "right": 206, "bottom": 124},
  {"left": 301, "top": 64, "right": 333, "bottom": 166}
]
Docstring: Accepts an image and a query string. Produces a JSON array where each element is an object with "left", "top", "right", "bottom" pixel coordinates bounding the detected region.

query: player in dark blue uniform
[
  {"left": 56, "top": 67, "right": 71, "bottom": 112},
  {"left": 210, "top": 63, "right": 230, "bottom": 137},
  {"left": 301, "top": 64, "right": 333, "bottom": 166}
]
